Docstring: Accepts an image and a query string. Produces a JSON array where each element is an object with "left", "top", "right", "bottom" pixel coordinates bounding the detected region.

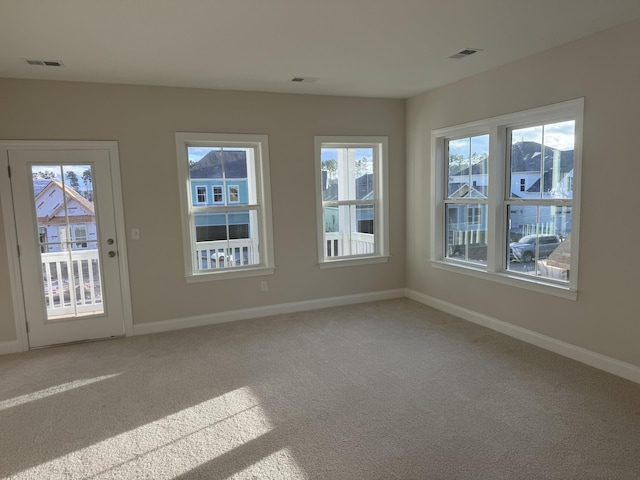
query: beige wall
[
  {"left": 406, "top": 18, "right": 640, "bottom": 368},
  {"left": 0, "top": 81, "right": 405, "bottom": 342}
]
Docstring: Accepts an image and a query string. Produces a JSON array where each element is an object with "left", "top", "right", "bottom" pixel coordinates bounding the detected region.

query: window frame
[
  {"left": 228, "top": 184, "right": 240, "bottom": 204},
  {"left": 175, "top": 132, "right": 275, "bottom": 282},
  {"left": 195, "top": 185, "right": 208, "bottom": 205},
  {"left": 212, "top": 185, "right": 223, "bottom": 204},
  {"left": 314, "top": 135, "right": 389, "bottom": 268},
  {"left": 431, "top": 99, "right": 583, "bottom": 299}
]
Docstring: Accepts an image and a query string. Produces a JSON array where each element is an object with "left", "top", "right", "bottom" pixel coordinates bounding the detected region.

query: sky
[
  {"left": 188, "top": 147, "right": 375, "bottom": 164},
  {"left": 321, "top": 148, "right": 373, "bottom": 162},
  {"left": 448, "top": 121, "right": 576, "bottom": 159},
  {"left": 31, "top": 165, "right": 93, "bottom": 188}
]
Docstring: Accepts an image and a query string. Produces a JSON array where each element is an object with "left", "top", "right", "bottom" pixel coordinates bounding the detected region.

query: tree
[
  {"left": 81, "top": 168, "right": 93, "bottom": 200},
  {"left": 32, "top": 170, "right": 57, "bottom": 179},
  {"left": 448, "top": 152, "right": 488, "bottom": 175},
  {"left": 354, "top": 158, "right": 369, "bottom": 178},
  {"left": 322, "top": 159, "right": 338, "bottom": 179},
  {"left": 82, "top": 168, "right": 92, "bottom": 189},
  {"left": 65, "top": 171, "right": 80, "bottom": 191}
]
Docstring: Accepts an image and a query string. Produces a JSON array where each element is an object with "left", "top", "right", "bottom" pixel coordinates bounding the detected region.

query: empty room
[{"left": 1, "top": 1, "right": 640, "bottom": 479}]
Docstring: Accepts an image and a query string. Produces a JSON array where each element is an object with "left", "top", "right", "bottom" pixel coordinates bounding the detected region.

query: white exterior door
[{"left": 6, "top": 143, "right": 129, "bottom": 348}]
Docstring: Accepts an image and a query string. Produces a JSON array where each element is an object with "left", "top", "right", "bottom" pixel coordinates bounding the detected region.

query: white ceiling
[{"left": 1, "top": 0, "right": 640, "bottom": 99}]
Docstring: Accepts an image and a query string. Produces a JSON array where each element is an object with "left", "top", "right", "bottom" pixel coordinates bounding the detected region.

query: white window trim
[
  {"left": 212, "top": 185, "right": 223, "bottom": 204},
  {"left": 314, "top": 135, "right": 390, "bottom": 268},
  {"left": 430, "top": 98, "right": 583, "bottom": 298},
  {"left": 176, "top": 132, "right": 275, "bottom": 282},
  {"left": 195, "top": 185, "right": 207, "bottom": 205}
]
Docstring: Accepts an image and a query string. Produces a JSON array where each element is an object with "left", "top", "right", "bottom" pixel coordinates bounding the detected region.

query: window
[
  {"left": 212, "top": 186, "right": 223, "bottom": 203},
  {"left": 58, "top": 224, "right": 88, "bottom": 250},
  {"left": 176, "top": 133, "right": 275, "bottom": 281},
  {"left": 445, "top": 134, "right": 489, "bottom": 264},
  {"left": 38, "top": 227, "right": 48, "bottom": 253},
  {"left": 73, "top": 224, "right": 88, "bottom": 249},
  {"left": 228, "top": 185, "right": 239, "bottom": 203},
  {"left": 315, "top": 136, "right": 389, "bottom": 267},
  {"left": 431, "top": 99, "right": 583, "bottom": 297},
  {"left": 195, "top": 185, "right": 207, "bottom": 204}
]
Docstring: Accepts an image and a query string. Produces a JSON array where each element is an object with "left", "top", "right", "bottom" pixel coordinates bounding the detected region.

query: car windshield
[{"left": 517, "top": 236, "right": 536, "bottom": 244}]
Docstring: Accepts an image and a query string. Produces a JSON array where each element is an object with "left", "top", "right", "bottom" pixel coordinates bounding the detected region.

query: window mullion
[{"left": 487, "top": 124, "right": 504, "bottom": 273}]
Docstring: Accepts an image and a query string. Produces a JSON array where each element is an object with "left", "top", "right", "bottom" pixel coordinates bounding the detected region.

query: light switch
[{"left": 131, "top": 228, "right": 140, "bottom": 240}]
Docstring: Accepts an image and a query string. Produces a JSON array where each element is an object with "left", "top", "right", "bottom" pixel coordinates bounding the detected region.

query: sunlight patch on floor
[
  {"left": 225, "top": 447, "right": 308, "bottom": 480},
  {"left": 12, "top": 387, "right": 274, "bottom": 479},
  {"left": 0, "top": 373, "right": 121, "bottom": 411}
]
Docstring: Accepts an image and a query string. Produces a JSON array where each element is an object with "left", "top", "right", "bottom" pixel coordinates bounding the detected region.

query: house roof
[
  {"left": 190, "top": 150, "right": 247, "bottom": 179},
  {"left": 526, "top": 170, "right": 572, "bottom": 194},
  {"left": 511, "top": 142, "right": 573, "bottom": 174},
  {"left": 449, "top": 183, "right": 488, "bottom": 199},
  {"left": 35, "top": 180, "right": 94, "bottom": 220},
  {"left": 322, "top": 174, "right": 375, "bottom": 202}
]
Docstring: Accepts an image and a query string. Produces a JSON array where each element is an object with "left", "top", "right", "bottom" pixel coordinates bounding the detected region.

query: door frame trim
[{"left": 0, "top": 140, "right": 133, "bottom": 351}]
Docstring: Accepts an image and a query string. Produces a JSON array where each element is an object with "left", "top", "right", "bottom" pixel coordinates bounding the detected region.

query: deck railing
[
  {"left": 41, "top": 249, "right": 103, "bottom": 317},
  {"left": 194, "top": 238, "right": 260, "bottom": 270},
  {"left": 325, "top": 232, "right": 375, "bottom": 257}
]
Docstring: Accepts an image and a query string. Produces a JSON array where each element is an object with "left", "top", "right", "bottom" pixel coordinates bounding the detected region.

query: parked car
[{"left": 509, "top": 234, "right": 561, "bottom": 263}]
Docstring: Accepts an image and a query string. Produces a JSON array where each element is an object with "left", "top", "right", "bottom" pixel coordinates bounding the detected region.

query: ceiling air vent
[
  {"left": 24, "top": 59, "right": 64, "bottom": 67},
  {"left": 448, "top": 48, "right": 482, "bottom": 59},
  {"left": 290, "top": 76, "right": 319, "bottom": 83}
]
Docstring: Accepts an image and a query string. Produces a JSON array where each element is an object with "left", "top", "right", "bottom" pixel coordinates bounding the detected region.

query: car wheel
[{"left": 522, "top": 251, "right": 533, "bottom": 263}]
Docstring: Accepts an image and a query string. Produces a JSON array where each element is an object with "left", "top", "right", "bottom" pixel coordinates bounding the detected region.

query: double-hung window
[
  {"left": 432, "top": 99, "right": 583, "bottom": 297},
  {"left": 315, "top": 136, "right": 389, "bottom": 267},
  {"left": 212, "top": 186, "right": 223, "bottom": 204},
  {"left": 176, "top": 133, "right": 275, "bottom": 281},
  {"left": 445, "top": 134, "right": 489, "bottom": 264}
]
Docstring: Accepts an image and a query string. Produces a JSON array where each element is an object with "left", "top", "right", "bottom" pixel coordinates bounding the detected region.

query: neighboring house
[
  {"left": 321, "top": 172, "right": 375, "bottom": 234},
  {"left": 189, "top": 150, "right": 251, "bottom": 242},
  {"left": 34, "top": 180, "right": 97, "bottom": 252},
  {"left": 447, "top": 141, "right": 574, "bottom": 239}
]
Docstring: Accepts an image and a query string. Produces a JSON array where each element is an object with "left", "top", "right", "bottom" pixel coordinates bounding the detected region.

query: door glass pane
[{"left": 32, "top": 164, "right": 104, "bottom": 319}]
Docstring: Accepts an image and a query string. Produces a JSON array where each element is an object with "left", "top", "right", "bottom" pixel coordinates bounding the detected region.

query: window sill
[
  {"left": 431, "top": 260, "right": 577, "bottom": 300},
  {"left": 185, "top": 266, "right": 275, "bottom": 283},
  {"left": 319, "top": 255, "right": 390, "bottom": 269}
]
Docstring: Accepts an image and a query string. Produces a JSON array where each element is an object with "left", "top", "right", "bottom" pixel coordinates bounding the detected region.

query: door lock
[{"left": 108, "top": 251, "right": 116, "bottom": 258}]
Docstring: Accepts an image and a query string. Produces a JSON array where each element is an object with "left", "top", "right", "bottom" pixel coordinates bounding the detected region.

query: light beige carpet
[{"left": 1, "top": 299, "right": 639, "bottom": 479}]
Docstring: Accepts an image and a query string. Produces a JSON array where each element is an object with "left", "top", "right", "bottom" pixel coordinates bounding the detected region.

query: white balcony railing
[
  {"left": 325, "top": 232, "right": 375, "bottom": 257},
  {"left": 194, "top": 238, "right": 260, "bottom": 271},
  {"left": 41, "top": 249, "right": 103, "bottom": 318}
]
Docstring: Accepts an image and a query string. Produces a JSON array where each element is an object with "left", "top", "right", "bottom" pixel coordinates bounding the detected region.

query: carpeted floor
[{"left": 1, "top": 298, "right": 639, "bottom": 479}]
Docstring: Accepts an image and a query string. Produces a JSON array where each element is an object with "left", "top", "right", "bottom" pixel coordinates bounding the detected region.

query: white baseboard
[
  {"left": 133, "top": 289, "right": 406, "bottom": 337},
  {"left": 405, "top": 289, "right": 640, "bottom": 385},
  {"left": 0, "top": 340, "right": 21, "bottom": 355}
]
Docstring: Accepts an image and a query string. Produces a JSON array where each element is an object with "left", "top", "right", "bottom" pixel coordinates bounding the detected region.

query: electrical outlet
[{"left": 260, "top": 281, "right": 268, "bottom": 292}]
